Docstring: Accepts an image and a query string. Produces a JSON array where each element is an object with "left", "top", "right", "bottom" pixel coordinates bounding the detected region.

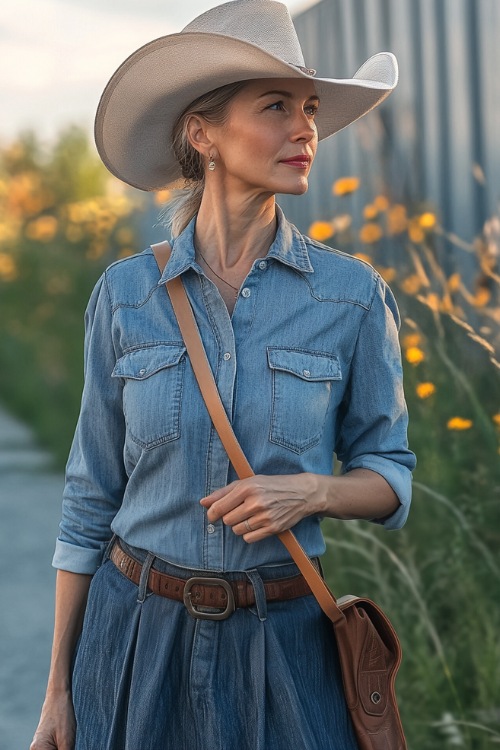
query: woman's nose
[{"left": 290, "top": 111, "right": 317, "bottom": 142}]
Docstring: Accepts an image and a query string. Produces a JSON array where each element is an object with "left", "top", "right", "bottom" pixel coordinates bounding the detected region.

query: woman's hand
[
  {"left": 30, "top": 689, "right": 76, "bottom": 750},
  {"left": 200, "top": 469, "right": 401, "bottom": 541},
  {"left": 200, "top": 473, "right": 323, "bottom": 542}
]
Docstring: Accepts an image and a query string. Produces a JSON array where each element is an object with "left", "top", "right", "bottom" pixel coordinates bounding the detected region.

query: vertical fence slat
[{"left": 275, "top": 0, "right": 499, "bottom": 263}]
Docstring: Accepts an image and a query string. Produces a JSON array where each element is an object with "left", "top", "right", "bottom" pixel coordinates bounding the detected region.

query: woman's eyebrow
[{"left": 258, "top": 90, "right": 320, "bottom": 102}]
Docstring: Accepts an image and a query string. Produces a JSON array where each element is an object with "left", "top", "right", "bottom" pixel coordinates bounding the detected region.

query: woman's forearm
[
  {"left": 202, "top": 468, "right": 401, "bottom": 542},
  {"left": 46, "top": 570, "right": 92, "bottom": 695},
  {"left": 313, "top": 468, "right": 400, "bottom": 522}
]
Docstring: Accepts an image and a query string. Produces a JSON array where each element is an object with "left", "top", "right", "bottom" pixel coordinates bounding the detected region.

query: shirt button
[
  {"left": 241, "top": 287, "right": 251, "bottom": 298},
  {"left": 303, "top": 369, "right": 311, "bottom": 377},
  {"left": 223, "top": 352, "right": 231, "bottom": 361},
  {"left": 139, "top": 368, "right": 146, "bottom": 376},
  {"left": 258, "top": 260, "right": 267, "bottom": 270},
  {"left": 207, "top": 524, "right": 215, "bottom": 534}
]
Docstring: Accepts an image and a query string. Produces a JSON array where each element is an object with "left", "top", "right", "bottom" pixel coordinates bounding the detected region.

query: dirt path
[{"left": 0, "top": 406, "right": 64, "bottom": 750}]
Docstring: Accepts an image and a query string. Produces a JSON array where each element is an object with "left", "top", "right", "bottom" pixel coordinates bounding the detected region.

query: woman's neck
[{"left": 194, "top": 190, "right": 277, "bottom": 271}]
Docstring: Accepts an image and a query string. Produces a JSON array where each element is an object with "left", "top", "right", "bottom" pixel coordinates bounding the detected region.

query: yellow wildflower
[
  {"left": 401, "top": 274, "right": 422, "bottom": 295},
  {"left": 447, "top": 273, "right": 461, "bottom": 292},
  {"left": 471, "top": 287, "right": 491, "bottom": 307},
  {"left": 154, "top": 189, "right": 172, "bottom": 205},
  {"left": 377, "top": 267, "right": 397, "bottom": 283},
  {"left": 359, "top": 222, "right": 383, "bottom": 244},
  {"left": 423, "top": 293, "right": 441, "bottom": 313},
  {"left": 332, "top": 177, "right": 360, "bottom": 196},
  {"left": 402, "top": 333, "right": 421, "bottom": 348},
  {"left": 0, "top": 252, "right": 17, "bottom": 281},
  {"left": 492, "top": 414, "right": 500, "bottom": 427},
  {"left": 419, "top": 212, "right": 437, "bottom": 230},
  {"left": 308, "top": 221, "right": 335, "bottom": 242},
  {"left": 25, "top": 215, "right": 58, "bottom": 242},
  {"left": 373, "top": 195, "right": 389, "bottom": 212},
  {"left": 405, "top": 346, "right": 425, "bottom": 365},
  {"left": 408, "top": 218, "right": 425, "bottom": 244},
  {"left": 66, "top": 202, "right": 89, "bottom": 224},
  {"left": 387, "top": 204, "right": 407, "bottom": 235},
  {"left": 416, "top": 382, "right": 436, "bottom": 399},
  {"left": 447, "top": 417, "right": 473, "bottom": 431},
  {"left": 363, "top": 204, "right": 379, "bottom": 220}
]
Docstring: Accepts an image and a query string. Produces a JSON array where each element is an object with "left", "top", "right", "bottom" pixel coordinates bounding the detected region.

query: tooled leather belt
[{"left": 110, "top": 539, "right": 317, "bottom": 619}]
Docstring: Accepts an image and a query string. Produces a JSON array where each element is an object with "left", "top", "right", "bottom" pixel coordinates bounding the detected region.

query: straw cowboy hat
[{"left": 95, "top": 0, "right": 398, "bottom": 191}]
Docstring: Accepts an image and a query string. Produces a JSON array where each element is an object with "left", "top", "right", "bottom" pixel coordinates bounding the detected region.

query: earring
[{"left": 208, "top": 155, "right": 216, "bottom": 171}]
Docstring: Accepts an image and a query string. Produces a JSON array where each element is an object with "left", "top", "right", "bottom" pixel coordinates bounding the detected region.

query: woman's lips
[{"left": 280, "top": 156, "right": 311, "bottom": 168}]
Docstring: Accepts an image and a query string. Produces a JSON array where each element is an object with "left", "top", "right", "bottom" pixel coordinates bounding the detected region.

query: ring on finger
[{"left": 244, "top": 519, "right": 253, "bottom": 532}]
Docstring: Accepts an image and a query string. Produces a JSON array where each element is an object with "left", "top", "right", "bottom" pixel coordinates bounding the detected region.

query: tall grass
[
  {"left": 314, "top": 179, "right": 500, "bottom": 748},
  {"left": 0, "top": 130, "right": 499, "bottom": 747}
]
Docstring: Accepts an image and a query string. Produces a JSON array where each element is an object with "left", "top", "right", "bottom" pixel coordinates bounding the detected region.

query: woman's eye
[
  {"left": 304, "top": 104, "right": 319, "bottom": 117},
  {"left": 267, "top": 101, "right": 286, "bottom": 111}
]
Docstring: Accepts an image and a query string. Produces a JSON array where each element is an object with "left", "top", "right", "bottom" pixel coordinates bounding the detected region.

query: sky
[{"left": 0, "top": 0, "right": 318, "bottom": 145}]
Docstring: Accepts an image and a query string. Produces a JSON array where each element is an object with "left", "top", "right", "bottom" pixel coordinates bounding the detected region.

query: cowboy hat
[{"left": 95, "top": 0, "right": 398, "bottom": 191}]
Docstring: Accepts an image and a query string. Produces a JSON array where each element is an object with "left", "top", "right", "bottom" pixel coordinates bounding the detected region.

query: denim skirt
[{"left": 72, "top": 541, "right": 359, "bottom": 750}]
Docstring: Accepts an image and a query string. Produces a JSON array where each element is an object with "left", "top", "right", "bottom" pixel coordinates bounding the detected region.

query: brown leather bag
[{"left": 152, "top": 241, "right": 407, "bottom": 750}]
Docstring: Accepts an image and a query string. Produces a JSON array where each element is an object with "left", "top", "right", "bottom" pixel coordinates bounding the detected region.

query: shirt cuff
[
  {"left": 341, "top": 455, "right": 413, "bottom": 530},
  {"left": 52, "top": 538, "right": 108, "bottom": 574}
]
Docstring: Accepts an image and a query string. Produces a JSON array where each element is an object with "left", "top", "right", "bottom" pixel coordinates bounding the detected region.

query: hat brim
[{"left": 95, "top": 32, "right": 397, "bottom": 191}]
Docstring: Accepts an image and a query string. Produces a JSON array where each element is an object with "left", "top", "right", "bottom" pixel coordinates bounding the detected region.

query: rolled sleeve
[
  {"left": 334, "top": 275, "right": 416, "bottom": 529},
  {"left": 52, "top": 273, "right": 127, "bottom": 573}
]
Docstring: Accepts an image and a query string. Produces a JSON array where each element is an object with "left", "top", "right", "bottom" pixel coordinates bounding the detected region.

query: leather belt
[{"left": 110, "top": 540, "right": 316, "bottom": 620}]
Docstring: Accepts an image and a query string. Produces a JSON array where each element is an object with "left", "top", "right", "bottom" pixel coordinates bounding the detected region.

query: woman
[{"left": 31, "top": 1, "right": 415, "bottom": 749}]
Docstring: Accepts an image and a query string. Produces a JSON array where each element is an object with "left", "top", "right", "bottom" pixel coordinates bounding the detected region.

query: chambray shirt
[{"left": 53, "top": 206, "right": 416, "bottom": 575}]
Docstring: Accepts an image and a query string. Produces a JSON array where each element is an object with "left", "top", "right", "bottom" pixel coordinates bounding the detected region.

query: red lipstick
[{"left": 280, "top": 154, "right": 311, "bottom": 168}]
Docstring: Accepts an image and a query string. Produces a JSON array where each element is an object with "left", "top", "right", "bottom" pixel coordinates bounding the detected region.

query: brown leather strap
[
  {"left": 152, "top": 240, "right": 345, "bottom": 625},
  {"left": 110, "top": 540, "right": 315, "bottom": 607}
]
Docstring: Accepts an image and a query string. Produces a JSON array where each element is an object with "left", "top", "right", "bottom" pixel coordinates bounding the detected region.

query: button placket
[{"left": 197, "top": 273, "right": 238, "bottom": 570}]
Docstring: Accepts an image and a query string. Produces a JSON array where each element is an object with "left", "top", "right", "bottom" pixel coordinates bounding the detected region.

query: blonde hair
[{"left": 158, "top": 81, "right": 247, "bottom": 237}]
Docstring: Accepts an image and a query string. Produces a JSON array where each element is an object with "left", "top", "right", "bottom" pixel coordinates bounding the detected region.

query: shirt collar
[{"left": 156, "top": 204, "right": 313, "bottom": 285}]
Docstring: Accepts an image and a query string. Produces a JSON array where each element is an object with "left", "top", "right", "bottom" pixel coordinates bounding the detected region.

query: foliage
[
  {"left": 1, "top": 130, "right": 499, "bottom": 747},
  {"left": 313, "top": 180, "right": 500, "bottom": 748},
  {"left": 0, "top": 128, "right": 143, "bottom": 464}
]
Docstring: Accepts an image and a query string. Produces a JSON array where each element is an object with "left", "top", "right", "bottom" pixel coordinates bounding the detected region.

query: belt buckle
[{"left": 183, "top": 577, "right": 235, "bottom": 620}]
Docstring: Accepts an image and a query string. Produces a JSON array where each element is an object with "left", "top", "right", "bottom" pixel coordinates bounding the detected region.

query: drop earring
[{"left": 208, "top": 155, "right": 216, "bottom": 171}]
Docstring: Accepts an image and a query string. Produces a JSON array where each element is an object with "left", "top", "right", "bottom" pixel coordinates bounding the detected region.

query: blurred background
[{"left": 0, "top": 1, "right": 499, "bottom": 748}]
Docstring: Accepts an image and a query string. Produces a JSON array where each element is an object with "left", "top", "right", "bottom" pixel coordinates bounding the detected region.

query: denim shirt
[{"left": 53, "top": 206, "right": 416, "bottom": 575}]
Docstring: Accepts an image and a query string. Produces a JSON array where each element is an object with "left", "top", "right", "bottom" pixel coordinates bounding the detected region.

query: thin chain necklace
[{"left": 196, "top": 246, "right": 239, "bottom": 297}]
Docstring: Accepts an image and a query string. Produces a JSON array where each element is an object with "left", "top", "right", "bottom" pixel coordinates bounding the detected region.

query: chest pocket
[
  {"left": 112, "top": 344, "right": 186, "bottom": 450},
  {"left": 267, "top": 347, "right": 342, "bottom": 454}
]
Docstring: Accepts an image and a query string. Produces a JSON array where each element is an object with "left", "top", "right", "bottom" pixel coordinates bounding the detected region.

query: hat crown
[{"left": 182, "top": 0, "right": 306, "bottom": 68}]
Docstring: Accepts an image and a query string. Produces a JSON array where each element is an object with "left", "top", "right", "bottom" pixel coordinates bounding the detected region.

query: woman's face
[{"left": 209, "top": 78, "right": 319, "bottom": 197}]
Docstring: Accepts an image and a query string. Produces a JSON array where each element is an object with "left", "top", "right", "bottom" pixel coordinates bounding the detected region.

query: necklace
[{"left": 196, "top": 246, "right": 239, "bottom": 297}]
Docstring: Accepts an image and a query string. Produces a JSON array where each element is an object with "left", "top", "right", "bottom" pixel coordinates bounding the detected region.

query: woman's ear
[{"left": 186, "top": 114, "right": 216, "bottom": 160}]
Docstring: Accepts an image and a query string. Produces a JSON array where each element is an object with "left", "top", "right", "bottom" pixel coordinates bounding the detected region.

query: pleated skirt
[{"left": 73, "top": 542, "right": 359, "bottom": 750}]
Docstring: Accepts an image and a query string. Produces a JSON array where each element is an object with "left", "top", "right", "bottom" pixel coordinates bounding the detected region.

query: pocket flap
[
  {"left": 267, "top": 347, "right": 341, "bottom": 381},
  {"left": 112, "top": 344, "right": 186, "bottom": 380}
]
